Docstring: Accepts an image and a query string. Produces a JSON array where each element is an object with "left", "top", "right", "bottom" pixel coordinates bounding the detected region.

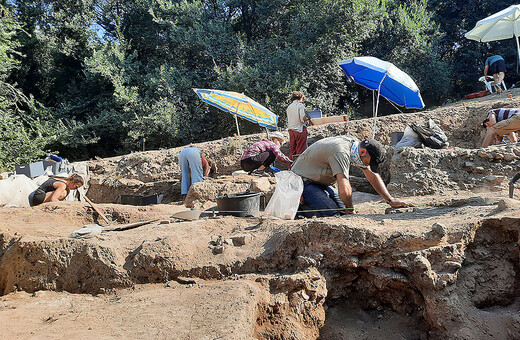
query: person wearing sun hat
[
  {"left": 240, "top": 131, "right": 292, "bottom": 175},
  {"left": 291, "top": 135, "right": 413, "bottom": 217}
]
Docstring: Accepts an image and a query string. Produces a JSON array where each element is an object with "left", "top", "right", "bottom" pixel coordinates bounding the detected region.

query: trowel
[
  {"left": 509, "top": 172, "right": 520, "bottom": 198},
  {"left": 171, "top": 210, "right": 204, "bottom": 221},
  {"left": 69, "top": 219, "right": 159, "bottom": 238}
]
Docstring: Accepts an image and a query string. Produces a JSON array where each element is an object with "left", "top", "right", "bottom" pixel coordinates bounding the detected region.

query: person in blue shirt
[{"left": 484, "top": 54, "right": 506, "bottom": 88}]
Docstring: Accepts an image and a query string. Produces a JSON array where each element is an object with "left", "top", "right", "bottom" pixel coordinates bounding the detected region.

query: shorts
[
  {"left": 489, "top": 59, "right": 506, "bottom": 75},
  {"left": 31, "top": 192, "right": 46, "bottom": 206},
  {"left": 492, "top": 114, "right": 520, "bottom": 137},
  {"left": 240, "top": 151, "right": 276, "bottom": 172}
]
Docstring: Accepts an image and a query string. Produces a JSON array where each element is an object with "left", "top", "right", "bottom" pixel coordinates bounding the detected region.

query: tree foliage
[{"left": 0, "top": 0, "right": 515, "bottom": 167}]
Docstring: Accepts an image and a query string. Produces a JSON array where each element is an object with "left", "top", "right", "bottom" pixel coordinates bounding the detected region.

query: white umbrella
[{"left": 465, "top": 5, "right": 520, "bottom": 63}]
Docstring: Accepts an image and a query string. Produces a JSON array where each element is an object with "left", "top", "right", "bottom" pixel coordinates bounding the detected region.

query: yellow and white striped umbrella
[{"left": 193, "top": 89, "right": 278, "bottom": 134}]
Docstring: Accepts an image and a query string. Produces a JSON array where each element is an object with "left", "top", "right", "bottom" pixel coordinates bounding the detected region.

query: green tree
[{"left": 0, "top": 4, "right": 56, "bottom": 172}]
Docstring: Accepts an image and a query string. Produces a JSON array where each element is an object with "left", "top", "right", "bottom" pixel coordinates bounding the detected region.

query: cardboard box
[
  {"left": 15, "top": 161, "right": 45, "bottom": 178},
  {"left": 309, "top": 115, "right": 349, "bottom": 126}
]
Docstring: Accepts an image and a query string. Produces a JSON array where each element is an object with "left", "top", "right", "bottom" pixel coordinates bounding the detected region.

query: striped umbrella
[{"left": 193, "top": 89, "right": 278, "bottom": 135}]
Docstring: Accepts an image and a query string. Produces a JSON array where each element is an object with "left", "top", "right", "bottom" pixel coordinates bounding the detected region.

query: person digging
[
  {"left": 291, "top": 135, "right": 413, "bottom": 217},
  {"left": 240, "top": 131, "right": 292, "bottom": 176},
  {"left": 481, "top": 108, "right": 520, "bottom": 147}
]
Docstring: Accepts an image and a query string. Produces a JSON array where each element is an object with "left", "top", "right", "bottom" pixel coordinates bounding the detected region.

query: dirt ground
[{"left": 1, "top": 90, "right": 520, "bottom": 339}]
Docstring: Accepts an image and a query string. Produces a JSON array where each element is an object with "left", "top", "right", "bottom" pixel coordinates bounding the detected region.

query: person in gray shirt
[{"left": 291, "top": 136, "right": 412, "bottom": 217}]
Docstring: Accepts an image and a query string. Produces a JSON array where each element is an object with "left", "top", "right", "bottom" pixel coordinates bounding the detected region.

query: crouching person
[
  {"left": 240, "top": 131, "right": 292, "bottom": 175},
  {"left": 31, "top": 174, "right": 84, "bottom": 206},
  {"left": 291, "top": 136, "right": 412, "bottom": 217}
]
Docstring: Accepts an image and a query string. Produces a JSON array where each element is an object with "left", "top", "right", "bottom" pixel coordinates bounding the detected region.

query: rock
[
  {"left": 250, "top": 177, "right": 272, "bottom": 193},
  {"left": 176, "top": 277, "right": 198, "bottom": 285},
  {"left": 231, "top": 234, "right": 251, "bottom": 246},
  {"left": 504, "top": 153, "right": 516, "bottom": 161},
  {"left": 443, "top": 261, "right": 462, "bottom": 272},
  {"left": 431, "top": 223, "right": 447, "bottom": 237},
  {"left": 391, "top": 231, "right": 402, "bottom": 238},
  {"left": 296, "top": 256, "right": 317, "bottom": 267},
  {"left": 464, "top": 162, "right": 474, "bottom": 168},
  {"left": 496, "top": 199, "right": 516, "bottom": 211},
  {"left": 413, "top": 255, "right": 431, "bottom": 271},
  {"left": 213, "top": 245, "right": 225, "bottom": 254},
  {"left": 485, "top": 175, "right": 506, "bottom": 185},
  {"left": 477, "top": 150, "right": 489, "bottom": 159}
]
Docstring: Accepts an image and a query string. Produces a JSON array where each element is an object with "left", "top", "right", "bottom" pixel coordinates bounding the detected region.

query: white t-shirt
[{"left": 286, "top": 100, "right": 306, "bottom": 132}]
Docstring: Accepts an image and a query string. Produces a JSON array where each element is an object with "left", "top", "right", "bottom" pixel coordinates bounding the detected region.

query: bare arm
[
  {"left": 482, "top": 114, "right": 498, "bottom": 147},
  {"left": 484, "top": 64, "right": 489, "bottom": 77},
  {"left": 362, "top": 168, "right": 413, "bottom": 208},
  {"left": 47, "top": 181, "right": 68, "bottom": 202},
  {"left": 336, "top": 174, "right": 354, "bottom": 213}
]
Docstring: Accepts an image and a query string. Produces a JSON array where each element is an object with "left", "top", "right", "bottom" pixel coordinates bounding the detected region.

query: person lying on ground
[
  {"left": 179, "top": 147, "right": 216, "bottom": 200},
  {"left": 31, "top": 174, "right": 84, "bottom": 206},
  {"left": 481, "top": 108, "right": 520, "bottom": 147},
  {"left": 240, "top": 131, "right": 292, "bottom": 175},
  {"left": 291, "top": 135, "right": 413, "bottom": 217}
]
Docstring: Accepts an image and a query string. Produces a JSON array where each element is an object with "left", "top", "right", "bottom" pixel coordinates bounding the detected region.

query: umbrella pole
[
  {"left": 373, "top": 74, "right": 387, "bottom": 138},
  {"left": 516, "top": 35, "right": 520, "bottom": 70},
  {"left": 373, "top": 91, "right": 381, "bottom": 138},
  {"left": 234, "top": 112, "right": 241, "bottom": 136}
]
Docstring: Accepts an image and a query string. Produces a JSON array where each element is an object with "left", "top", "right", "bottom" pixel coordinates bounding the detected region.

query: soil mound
[{"left": 2, "top": 91, "right": 520, "bottom": 339}]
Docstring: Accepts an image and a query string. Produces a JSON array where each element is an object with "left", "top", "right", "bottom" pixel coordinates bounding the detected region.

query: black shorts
[
  {"left": 240, "top": 151, "right": 276, "bottom": 172},
  {"left": 489, "top": 59, "right": 506, "bottom": 75},
  {"left": 31, "top": 192, "right": 46, "bottom": 206}
]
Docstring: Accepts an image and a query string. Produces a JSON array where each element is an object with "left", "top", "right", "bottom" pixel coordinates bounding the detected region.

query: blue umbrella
[{"left": 339, "top": 56, "right": 424, "bottom": 137}]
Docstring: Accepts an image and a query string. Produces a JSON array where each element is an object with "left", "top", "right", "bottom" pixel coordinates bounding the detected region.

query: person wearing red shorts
[{"left": 286, "top": 91, "right": 309, "bottom": 160}]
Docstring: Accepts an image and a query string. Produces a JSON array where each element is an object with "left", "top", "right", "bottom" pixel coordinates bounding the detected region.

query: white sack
[{"left": 264, "top": 171, "right": 303, "bottom": 220}]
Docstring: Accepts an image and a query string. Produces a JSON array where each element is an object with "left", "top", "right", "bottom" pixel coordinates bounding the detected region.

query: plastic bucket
[{"left": 216, "top": 191, "right": 260, "bottom": 217}]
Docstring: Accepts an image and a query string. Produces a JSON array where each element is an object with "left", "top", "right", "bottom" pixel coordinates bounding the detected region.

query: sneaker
[{"left": 249, "top": 169, "right": 265, "bottom": 176}]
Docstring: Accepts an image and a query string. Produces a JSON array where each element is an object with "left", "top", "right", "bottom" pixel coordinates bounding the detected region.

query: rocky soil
[{"left": 1, "top": 90, "right": 520, "bottom": 339}]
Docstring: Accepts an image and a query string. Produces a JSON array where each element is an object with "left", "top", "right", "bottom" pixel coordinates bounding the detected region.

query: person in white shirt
[{"left": 286, "top": 91, "right": 309, "bottom": 159}]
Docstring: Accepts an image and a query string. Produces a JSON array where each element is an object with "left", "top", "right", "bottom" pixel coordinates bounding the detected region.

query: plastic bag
[
  {"left": 0, "top": 175, "right": 39, "bottom": 207},
  {"left": 264, "top": 171, "right": 303, "bottom": 220}
]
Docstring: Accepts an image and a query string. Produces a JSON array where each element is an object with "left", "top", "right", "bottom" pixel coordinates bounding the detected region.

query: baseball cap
[
  {"left": 360, "top": 139, "right": 386, "bottom": 173},
  {"left": 268, "top": 131, "right": 286, "bottom": 142}
]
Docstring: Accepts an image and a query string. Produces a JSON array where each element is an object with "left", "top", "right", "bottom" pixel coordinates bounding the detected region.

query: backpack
[{"left": 410, "top": 122, "right": 449, "bottom": 149}]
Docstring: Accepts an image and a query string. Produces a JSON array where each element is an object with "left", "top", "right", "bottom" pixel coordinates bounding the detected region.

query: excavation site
[{"left": 1, "top": 93, "right": 520, "bottom": 339}]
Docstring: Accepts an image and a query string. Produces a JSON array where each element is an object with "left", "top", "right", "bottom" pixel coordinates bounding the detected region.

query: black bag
[{"left": 410, "top": 123, "right": 448, "bottom": 149}]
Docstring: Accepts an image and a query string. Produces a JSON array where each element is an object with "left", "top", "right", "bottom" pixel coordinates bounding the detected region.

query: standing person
[
  {"left": 286, "top": 91, "right": 309, "bottom": 159},
  {"left": 241, "top": 131, "right": 292, "bottom": 175},
  {"left": 291, "top": 135, "right": 413, "bottom": 217},
  {"left": 31, "top": 174, "right": 84, "bottom": 206},
  {"left": 179, "top": 147, "right": 214, "bottom": 200},
  {"left": 484, "top": 54, "right": 506, "bottom": 88},
  {"left": 481, "top": 108, "right": 520, "bottom": 147}
]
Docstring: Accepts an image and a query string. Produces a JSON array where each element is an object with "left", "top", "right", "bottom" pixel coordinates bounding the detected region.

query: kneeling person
[
  {"left": 481, "top": 108, "right": 520, "bottom": 147},
  {"left": 291, "top": 136, "right": 412, "bottom": 217}
]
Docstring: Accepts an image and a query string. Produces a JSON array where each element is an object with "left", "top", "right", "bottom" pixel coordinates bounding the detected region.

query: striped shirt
[
  {"left": 241, "top": 140, "right": 292, "bottom": 165},
  {"left": 487, "top": 108, "right": 520, "bottom": 122}
]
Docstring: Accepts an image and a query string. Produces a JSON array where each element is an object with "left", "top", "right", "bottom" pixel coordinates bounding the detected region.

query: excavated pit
[
  {"left": 3, "top": 94, "right": 520, "bottom": 338},
  {"left": 1, "top": 194, "right": 520, "bottom": 339}
]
